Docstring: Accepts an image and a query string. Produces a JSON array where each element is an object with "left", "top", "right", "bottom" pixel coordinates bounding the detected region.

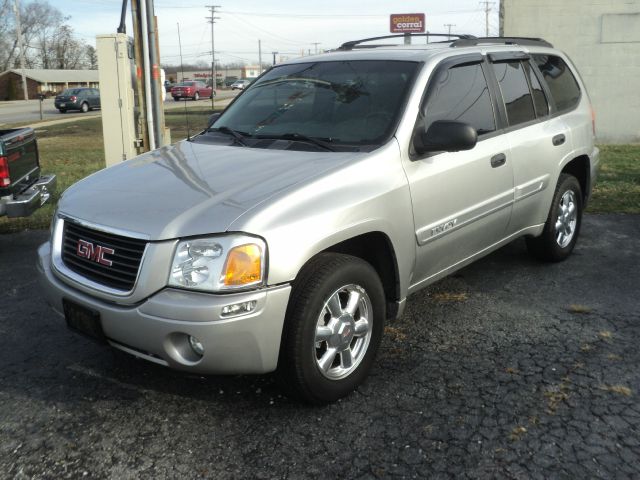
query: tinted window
[
  {"left": 524, "top": 62, "right": 549, "bottom": 117},
  {"left": 533, "top": 55, "right": 581, "bottom": 112},
  {"left": 423, "top": 63, "right": 496, "bottom": 135},
  {"left": 214, "top": 60, "right": 419, "bottom": 149},
  {"left": 492, "top": 61, "right": 536, "bottom": 126}
]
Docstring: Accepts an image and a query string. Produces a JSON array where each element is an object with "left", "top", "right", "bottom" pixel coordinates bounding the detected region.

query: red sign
[{"left": 390, "top": 13, "right": 425, "bottom": 33}]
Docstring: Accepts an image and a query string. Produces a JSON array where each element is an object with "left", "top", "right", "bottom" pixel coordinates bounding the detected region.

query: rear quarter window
[{"left": 532, "top": 54, "right": 581, "bottom": 112}]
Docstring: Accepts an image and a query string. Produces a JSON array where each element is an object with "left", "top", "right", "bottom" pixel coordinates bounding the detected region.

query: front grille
[{"left": 62, "top": 221, "right": 147, "bottom": 291}]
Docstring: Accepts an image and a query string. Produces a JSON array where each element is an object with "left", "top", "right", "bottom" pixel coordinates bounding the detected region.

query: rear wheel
[
  {"left": 526, "top": 173, "right": 583, "bottom": 262},
  {"left": 173, "top": 97, "right": 180, "bottom": 102},
  {"left": 194, "top": 92, "right": 200, "bottom": 101},
  {"left": 80, "top": 102, "right": 89, "bottom": 113},
  {"left": 279, "top": 253, "right": 385, "bottom": 404},
  {"left": 58, "top": 108, "right": 66, "bottom": 113}
]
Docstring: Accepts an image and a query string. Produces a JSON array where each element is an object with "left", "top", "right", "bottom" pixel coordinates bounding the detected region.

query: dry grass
[
  {"left": 600, "top": 385, "right": 632, "bottom": 396},
  {"left": 384, "top": 326, "right": 407, "bottom": 342},
  {"left": 431, "top": 292, "right": 468, "bottom": 302},
  {"left": 509, "top": 426, "right": 527, "bottom": 441},
  {"left": 544, "top": 383, "right": 570, "bottom": 413},
  {"left": 568, "top": 304, "right": 592, "bottom": 314}
]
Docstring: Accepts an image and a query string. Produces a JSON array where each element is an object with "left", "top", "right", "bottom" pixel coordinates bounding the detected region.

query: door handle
[
  {"left": 552, "top": 134, "right": 566, "bottom": 146},
  {"left": 491, "top": 153, "right": 506, "bottom": 168}
]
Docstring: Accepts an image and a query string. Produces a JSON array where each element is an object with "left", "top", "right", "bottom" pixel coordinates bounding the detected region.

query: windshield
[
  {"left": 177, "top": 82, "right": 195, "bottom": 87},
  {"left": 61, "top": 89, "right": 84, "bottom": 95},
  {"left": 209, "top": 60, "right": 419, "bottom": 151}
]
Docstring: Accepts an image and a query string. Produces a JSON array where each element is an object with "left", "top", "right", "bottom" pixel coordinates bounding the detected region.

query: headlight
[{"left": 168, "top": 234, "right": 266, "bottom": 292}]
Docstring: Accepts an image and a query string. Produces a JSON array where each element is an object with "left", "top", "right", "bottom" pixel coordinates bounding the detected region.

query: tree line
[{"left": 0, "top": 0, "right": 97, "bottom": 72}]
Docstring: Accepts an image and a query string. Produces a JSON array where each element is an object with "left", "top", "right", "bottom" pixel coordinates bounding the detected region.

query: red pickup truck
[{"left": 0, "top": 127, "right": 56, "bottom": 218}]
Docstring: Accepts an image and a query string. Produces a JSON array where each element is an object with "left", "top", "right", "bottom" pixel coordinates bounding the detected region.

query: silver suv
[{"left": 37, "top": 35, "right": 599, "bottom": 403}]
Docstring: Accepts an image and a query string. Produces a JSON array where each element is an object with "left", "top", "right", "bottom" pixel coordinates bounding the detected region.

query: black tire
[
  {"left": 173, "top": 97, "right": 180, "bottom": 102},
  {"left": 279, "top": 253, "right": 385, "bottom": 404},
  {"left": 526, "top": 173, "right": 583, "bottom": 262},
  {"left": 80, "top": 102, "right": 89, "bottom": 113},
  {"left": 58, "top": 108, "right": 66, "bottom": 113},
  {"left": 194, "top": 92, "right": 200, "bottom": 101}
]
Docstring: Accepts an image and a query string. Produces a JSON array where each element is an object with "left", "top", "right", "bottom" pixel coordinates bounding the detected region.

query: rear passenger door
[
  {"left": 486, "top": 53, "right": 574, "bottom": 233},
  {"left": 403, "top": 55, "right": 514, "bottom": 289}
]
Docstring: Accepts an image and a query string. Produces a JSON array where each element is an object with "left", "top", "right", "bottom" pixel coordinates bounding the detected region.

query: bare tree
[
  {"left": 85, "top": 45, "right": 97, "bottom": 69},
  {"left": 1, "top": 0, "right": 93, "bottom": 71}
]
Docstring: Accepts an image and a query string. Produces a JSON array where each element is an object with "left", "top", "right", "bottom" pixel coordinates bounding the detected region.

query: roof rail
[
  {"left": 450, "top": 37, "right": 553, "bottom": 48},
  {"left": 339, "top": 33, "right": 476, "bottom": 51}
]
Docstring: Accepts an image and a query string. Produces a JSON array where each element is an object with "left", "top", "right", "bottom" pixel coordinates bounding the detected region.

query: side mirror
[
  {"left": 207, "top": 113, "right": 221, "bottom": 128},
  {"left": 414, "top": 120, "right": 478, "bottom": 155}
]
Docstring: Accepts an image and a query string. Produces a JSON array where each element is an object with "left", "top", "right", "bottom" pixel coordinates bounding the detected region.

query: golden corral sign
[{"left": 390, "top": 13, "right": 426, "bottom": 33}]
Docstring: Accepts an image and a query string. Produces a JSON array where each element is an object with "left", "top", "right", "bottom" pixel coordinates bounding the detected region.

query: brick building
[{"left": 0, "top": 69, "right": 99, "bottom": 100}]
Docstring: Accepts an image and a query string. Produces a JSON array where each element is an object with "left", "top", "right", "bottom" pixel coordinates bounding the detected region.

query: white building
[{"left": 501, "top": 0, "right": 640, "bottom": 143}]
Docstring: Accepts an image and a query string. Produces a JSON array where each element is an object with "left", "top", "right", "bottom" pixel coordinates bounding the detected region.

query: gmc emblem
[{"left": 76, "top": 239, "right": 114, "bottom": 267}]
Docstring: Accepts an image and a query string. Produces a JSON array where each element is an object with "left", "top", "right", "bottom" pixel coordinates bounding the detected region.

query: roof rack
[
  {"left": 450, "top": 37, "right": 553, "bottom": 48},
  {"left": 339, "top": 33, "right": 477, "bottom": 51}
]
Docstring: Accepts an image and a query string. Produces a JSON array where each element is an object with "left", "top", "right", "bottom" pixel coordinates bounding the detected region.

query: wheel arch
[
  {"left": 560, "top": 155, "right": 590, "bottom": 202},
  {"left": 292, "top": 231, "right": 401, "bottom": 320}
]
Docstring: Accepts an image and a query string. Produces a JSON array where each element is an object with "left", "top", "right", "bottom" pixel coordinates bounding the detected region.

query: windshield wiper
[
  {"left": 255, "top": 133, "right": 336, "bottom": 152},
  {"left": 209, "top": 126, "right": 250, "bottom": 146}
]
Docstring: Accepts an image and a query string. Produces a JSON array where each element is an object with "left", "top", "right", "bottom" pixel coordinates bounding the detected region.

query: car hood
[{"left": 58, "top": 140, "right": 362, "bottom": 240}]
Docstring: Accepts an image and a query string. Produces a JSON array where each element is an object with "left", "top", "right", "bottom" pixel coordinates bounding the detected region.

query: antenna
[{"left": 177, "top": 22, "right": 192, "bottom": 141}]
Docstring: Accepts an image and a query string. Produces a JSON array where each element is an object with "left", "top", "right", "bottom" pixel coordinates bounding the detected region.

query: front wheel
[
  {"left": 194, "top": 92, "right": 200, "bottom": 101},
  {"left": 279, "top": 253, "right": 385, "bottom": 404},
  {"left": 80, "top": 102, "right": 89, "bottom": 113},
  {"left": 526, "top": 173, "right": 583, "bottom": 262}
]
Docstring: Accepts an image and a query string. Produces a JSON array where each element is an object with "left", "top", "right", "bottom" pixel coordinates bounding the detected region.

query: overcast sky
[{"left": 56, "top": 0, "right": 500, "bottom": 66}]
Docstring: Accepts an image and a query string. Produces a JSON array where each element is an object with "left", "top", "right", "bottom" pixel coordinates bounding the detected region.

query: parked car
[
  {"left": 0, "top": 127, "right": 56, "bottom": 217},
  {"left": 171, "top": 81, "right": 215, "bottom": 101},
  {"left": 230, "top": 79, "right": 251, "bottom": 90},
  {"left": 38, "top": 35, "right": 598, "bottom": 404},
  {"left": 164, "top": 81, "right": 175, "bottom": 93},
  {"left": 224, "top": 76, "right": 239, "bottom": 87},
  {"left": 54, "top": 88, "right": 100, "bottom": 113}
]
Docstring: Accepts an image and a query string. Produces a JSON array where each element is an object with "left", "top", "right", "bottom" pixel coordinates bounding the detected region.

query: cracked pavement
[{"left": 1, "top": 214, "right": 639, "bottom": 478}]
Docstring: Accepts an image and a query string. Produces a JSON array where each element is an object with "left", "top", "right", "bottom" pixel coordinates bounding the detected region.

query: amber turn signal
[{"left": 222, "top": 244, "right": 263, "bottom": 286}]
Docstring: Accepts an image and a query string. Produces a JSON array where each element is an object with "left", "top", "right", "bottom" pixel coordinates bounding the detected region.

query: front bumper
[
  {"left": 2, "top": 174, "right": 56, "bottom": 218},
  {"left": 37, "top": 241, "right": 291, "bottom": 374}
]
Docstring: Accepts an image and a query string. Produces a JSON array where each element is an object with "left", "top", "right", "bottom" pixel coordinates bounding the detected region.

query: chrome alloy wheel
[
  {"left": 555, "top": 190, "right": 578, "bottom": 248},
  {"left": 314, "top": 284, "right": 373, "bottom": 380}
]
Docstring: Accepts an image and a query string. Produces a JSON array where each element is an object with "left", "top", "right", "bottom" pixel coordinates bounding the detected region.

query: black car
[{"left": 54, "top": 88, "right": 101, "bottom": 113}]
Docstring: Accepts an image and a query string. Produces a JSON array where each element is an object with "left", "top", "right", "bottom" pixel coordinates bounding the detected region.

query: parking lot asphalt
[{"left": 1, "top": 214, "right": 639, "bottom": 479}]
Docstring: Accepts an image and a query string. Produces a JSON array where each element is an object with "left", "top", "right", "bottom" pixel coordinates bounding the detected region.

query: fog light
[
  {"left": 221, "top": 300, "right": 257, "bottom": 317},
  {"left": 188, "top": 335, "right": 204, "bottom": 356}
]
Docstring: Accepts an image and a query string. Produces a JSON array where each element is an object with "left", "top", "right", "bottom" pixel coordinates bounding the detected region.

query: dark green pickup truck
[{"left": 0, "top": 127, "right": 56, "bottom": 218}]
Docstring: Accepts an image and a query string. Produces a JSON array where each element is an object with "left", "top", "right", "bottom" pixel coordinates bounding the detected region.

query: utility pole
[
  {"left": 12, "top": 0, "right": 28, "bottom": 100},
  {"left": 479, "top": 1, "right": 494, "bottom": 36},
  {"left": 312, "top": 42, "right": 321, "bottom": 54},
  {"left": 272, "top": 51, "right": 277, "bottom": 65},
  {"left": 206, "top": 5, "right": 220, "bottom": 109},
  {"left": 444, "top": 23, "right": 456, "bottom": 40},
  {"left": 258, "top": 39, "right": 262, "bottom": 74}
]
